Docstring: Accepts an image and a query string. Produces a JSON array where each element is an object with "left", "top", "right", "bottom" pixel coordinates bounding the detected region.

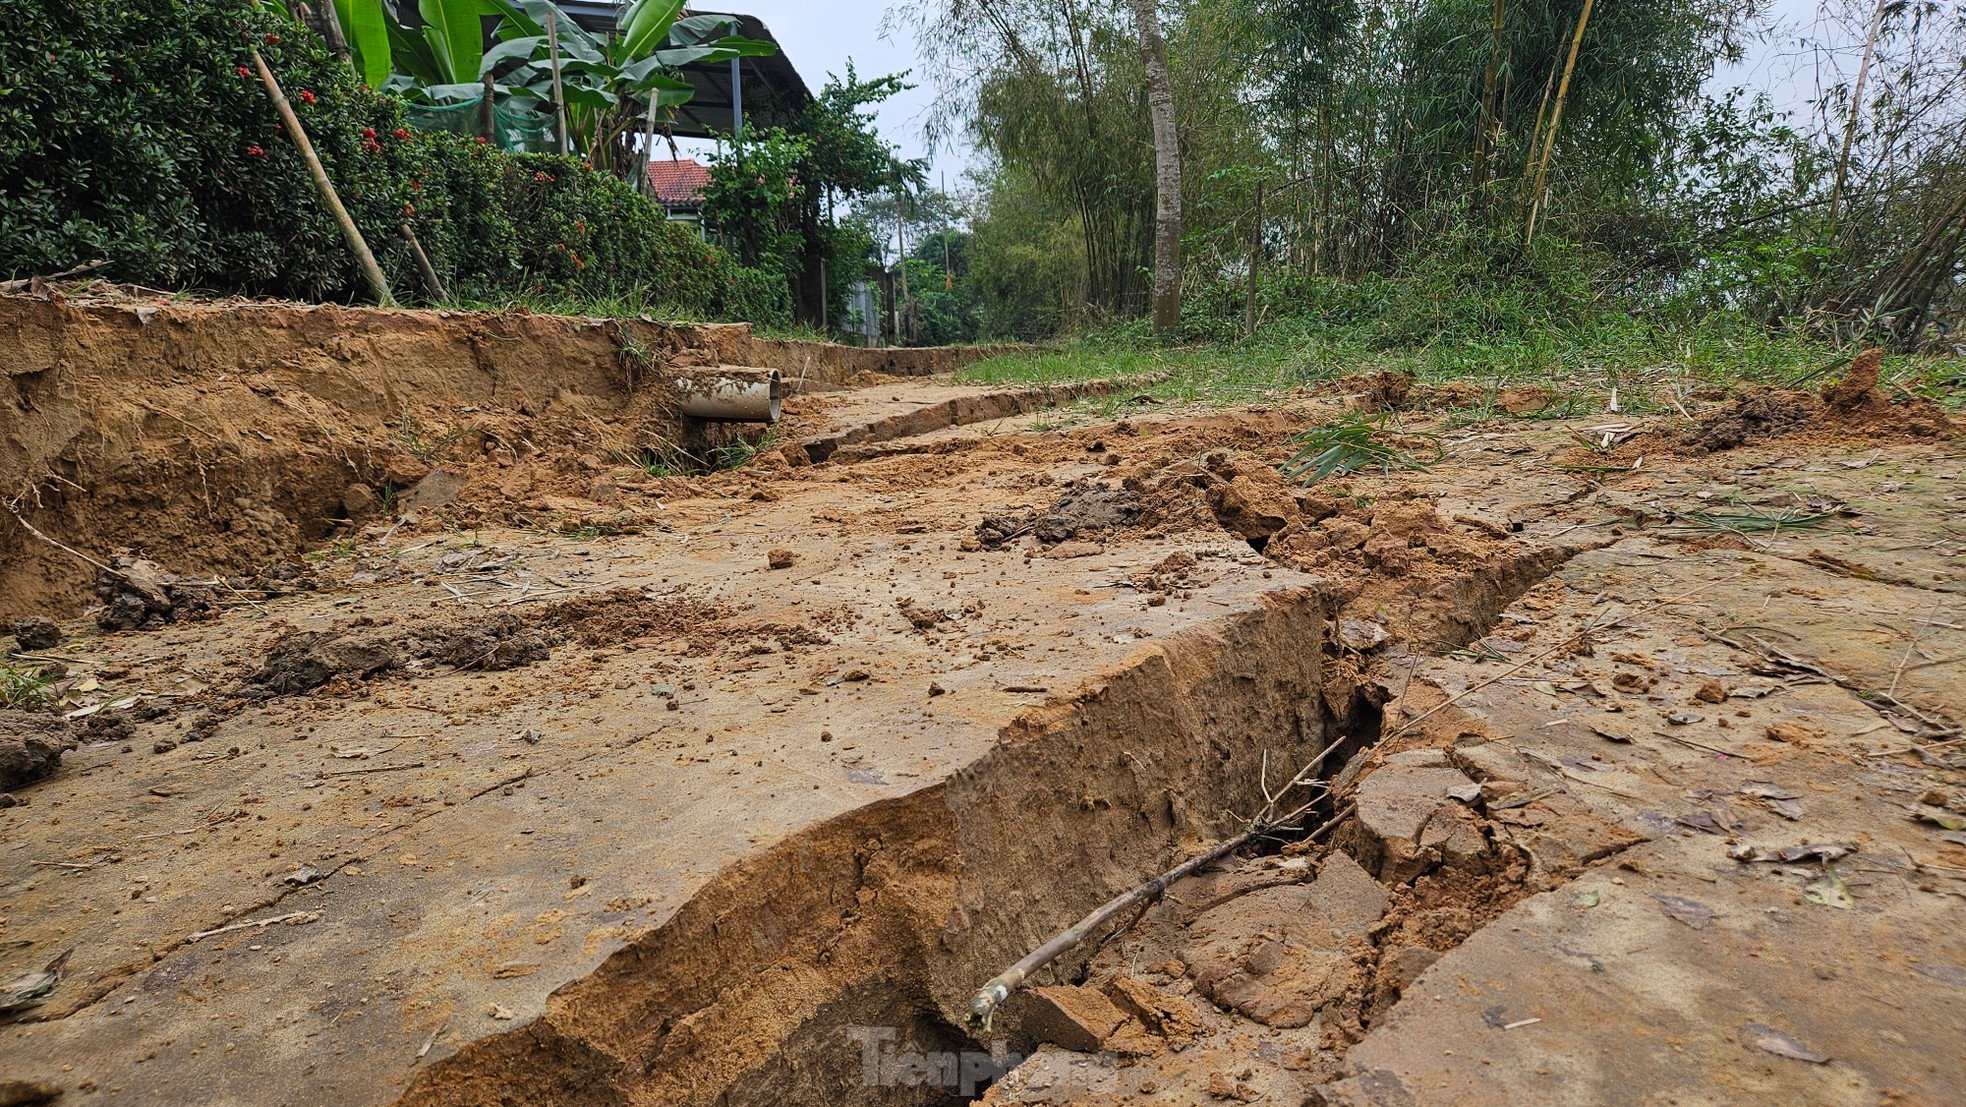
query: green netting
[{"left": 405, "top": 96, "right": 559, "bottom": 154}]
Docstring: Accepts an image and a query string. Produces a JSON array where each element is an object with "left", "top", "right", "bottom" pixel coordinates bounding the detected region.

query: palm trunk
[{"left": 1132, "top": 0, "right": 1183, "bottom": 334}]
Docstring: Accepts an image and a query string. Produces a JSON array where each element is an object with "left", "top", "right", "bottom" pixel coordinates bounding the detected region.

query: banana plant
[{"left": 483, "top": 0, "right": 776, "bottom": 171}]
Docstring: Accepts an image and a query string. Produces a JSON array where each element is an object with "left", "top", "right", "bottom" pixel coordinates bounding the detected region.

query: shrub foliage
[{"left": 0, "top": 0, "right": 785, "bottom": 324}]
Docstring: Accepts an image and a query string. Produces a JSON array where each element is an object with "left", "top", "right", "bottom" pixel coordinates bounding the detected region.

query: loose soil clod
[
  {"left": 976, "top": 480, "right": 1143, "bottom": 548},
  {"left": 0, "top": 714, "right": 74, "bottom": 791}
]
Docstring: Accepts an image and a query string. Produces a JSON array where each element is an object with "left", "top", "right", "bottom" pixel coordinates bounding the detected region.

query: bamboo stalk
[
  {"left": 481, "top": 72, "right": 496, "bottom": 142},
  {"left": 250, "top": 49, "right": 392, "bottom": 305},
  {"left": 1524, "top": 0, "right": 1595, "bottom": 246},
  {"left": 547, "top": 14, "right": 569, "bottom": 158},
  {"left": 1517, "top": 56, "right": 1559, "bottom": 214},
  {"left": 400, "top": 224, "right": 447, "bottom": 301},
  {"left": 1472, "top": 0, "right": 1506, "bottom": 192},
  {"left": 1828, "top": 0, "right": 1889, "bottom": 225},
  {"left": 1244, "top": 180, "right": 1265, "bottom": 336}
]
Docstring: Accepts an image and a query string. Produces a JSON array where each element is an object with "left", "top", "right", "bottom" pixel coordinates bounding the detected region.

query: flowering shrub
[{"left": 0, "top": 0, "right": 784, "bottom": 324}]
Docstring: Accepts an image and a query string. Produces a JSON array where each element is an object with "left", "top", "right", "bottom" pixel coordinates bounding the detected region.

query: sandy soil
[{"left": 1, "top": 317, "right": 1961, "bottom": 1107}]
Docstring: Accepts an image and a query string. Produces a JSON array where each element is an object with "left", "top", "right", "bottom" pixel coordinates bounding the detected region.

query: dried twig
[
  {"left": 188, "top": 910, "right": 320, "bottom": 942},
  {"left": 965, "top": 797, "right": 1345, "bottom": 1035}
]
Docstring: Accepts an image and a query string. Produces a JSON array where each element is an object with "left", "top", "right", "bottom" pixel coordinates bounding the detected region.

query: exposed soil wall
[
  {"left": 0, "top": 295, "right": 1014, "bottom": 620},
  {"left": 398, "top": 588, "right": 1329, "bottom": 1107}
]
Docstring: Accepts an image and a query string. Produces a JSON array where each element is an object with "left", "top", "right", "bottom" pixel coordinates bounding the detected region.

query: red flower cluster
[
  {"left": 533, "top": 171, "right": 553, "bottom": 182},
  {"left": 236, "top": 66, "right": 251, "bottom": 77},
  {"left": 393, "top": 128, "right": 411, "bottom": 142},
  {"left": 359, "top": 126, "right": 382, "bottom": 154},
  {"left": 263, "top": 33, "right": 281, "bottom": 45},
  {"left": 245, "top": 145, "right": 266, "bottom": 157},
  {"left": 298, "top": 90, "right": 316, "bottom": 105},
  {"left": 403, "top": 202, "right": 416, "bottom": 217},
  {"left": 475, "top": 136, "right": 490, "bottom": 145}
]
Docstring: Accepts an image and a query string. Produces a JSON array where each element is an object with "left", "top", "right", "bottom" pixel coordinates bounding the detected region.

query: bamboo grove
[{"left": 902, "top": 0, "right": 1966, "bottom": 347}]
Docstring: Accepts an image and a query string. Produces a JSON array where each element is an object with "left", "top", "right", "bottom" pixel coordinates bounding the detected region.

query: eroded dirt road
[{"left": 2, "top": 347, "right": 1962, "bottom": 1107}]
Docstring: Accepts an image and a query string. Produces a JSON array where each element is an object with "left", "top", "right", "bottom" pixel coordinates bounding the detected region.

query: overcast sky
[
  {"left": 672, "top": 0, "right": 1868, "bottom": 187},
  {"left": 674, "top": 2, "right": 966, "bottom": 182}
]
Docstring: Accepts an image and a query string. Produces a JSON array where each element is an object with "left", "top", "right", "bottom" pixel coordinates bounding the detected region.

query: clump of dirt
[
  {"left": 8, "top": 617, "right": 61, "bottom": 651},
  {"left": 92, "top": 555, "right": 216, "bottom": 631},
  {"left": 1132, "top": 451, "right": 1303, "bottom": 548},
  {"left": 1129, "top": 550, "right": 1200, "bottom": 599},
  {"left": 247, "top": 630, "right": 402, "bottom": 695},
  {"left": 0, "top": 713, "right": 75, "bottom": 791},
  {"left": 976, "top": 480, "right": 1143, "bottom": 548},
  {"left": 418, "top": 614, "right": 552, "bottom": 671},
  {"left": 245, "top": 614, "right": 551, "bottom": 696},
  {"left": 1685, "top": 389, "right": 1815, "bottom": 452},
  {"left": 535, "top": 588, "right": 732, "bottom": 648},
  {"left": 1339, "top": 370, "right": 1416, "bottom": 412},
  {"left": 1822, "top": 348, "right": 1883, "bottom": 412}
]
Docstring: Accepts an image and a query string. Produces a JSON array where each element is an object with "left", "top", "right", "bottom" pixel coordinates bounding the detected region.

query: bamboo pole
[
  {"left": 1244, "top": 180, "right": 1265, "bottom": 336},
  {"left": 1524, "top": 0, "right": 1595, "bottom": 246},
  {"left": 1472, "top": 0, "right": 1505, "bottom": 192},
  {"left": 250, "top": 49, "right": 392, "bottom": 305},
  {"left": 400, "top": 224, "right": 447, "bottom": 301},
  {"left": 1517, "top": 58, "right": 1559, "bottom": 214},
  {"left": 547, "top": 13, "right": 569, "bottom": 157},
  {"left": 1828, "top": 0, "right": 1889, "bottom": 225}
]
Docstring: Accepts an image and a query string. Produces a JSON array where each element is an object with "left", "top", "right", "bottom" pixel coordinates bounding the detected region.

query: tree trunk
[{"left": 1132, "top": 0, "right": 1183, "bottom": 334}]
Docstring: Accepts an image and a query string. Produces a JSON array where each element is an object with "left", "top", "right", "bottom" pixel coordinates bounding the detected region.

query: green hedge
[{"left": 0, "top": 0, "right": 788, "bottom": 325}]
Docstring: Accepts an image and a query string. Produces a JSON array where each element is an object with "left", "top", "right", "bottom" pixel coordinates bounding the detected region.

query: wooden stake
[{"left": 250, "top": 49, "right": 392, "bottom": 305}]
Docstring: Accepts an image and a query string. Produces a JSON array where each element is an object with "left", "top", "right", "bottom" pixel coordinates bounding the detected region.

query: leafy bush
[{"left": 0, "top": 0, "right": 778, "bottom": 321}]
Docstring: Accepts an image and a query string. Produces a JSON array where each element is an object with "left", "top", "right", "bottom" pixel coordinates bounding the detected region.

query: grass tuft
[{"left": 1279, "top": 413, "right": 1439, "bottom": 485}]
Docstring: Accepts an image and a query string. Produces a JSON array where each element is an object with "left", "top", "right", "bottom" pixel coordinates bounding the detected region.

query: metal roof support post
[{"left": 730, "top": 56, "right": 743, "bottom": 138}]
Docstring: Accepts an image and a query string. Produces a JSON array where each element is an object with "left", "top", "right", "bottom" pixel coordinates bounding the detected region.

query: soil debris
[
  {"left": 1340, "top": 370, "right": 1415, "bottom": 412},
  {"left": 536, "top": 589, "right": 731, "bottom": 648},
  {"left": 0, "top": 713, "right": 75, "bottom": 791},
  {"left": 92, "top": 554, "right": 214, "bottom": 631},
  {"left": 977, "top": 480, "right": 1142, "bottom": 548},
  {"left": 1686, "top": 389, "right": 1814, "bottom": 452},
  {"left": 1821, "top": 348, "right": 1883, "bottom": 412},
  {"left": 246, "top": 614, "right": 550, "bottom": 695},
  {"left": 7, "top": 618, "right": 60, "bottom": 651},
  {"left": 247, "top": 629, "right": 401, "bottom": 695}
]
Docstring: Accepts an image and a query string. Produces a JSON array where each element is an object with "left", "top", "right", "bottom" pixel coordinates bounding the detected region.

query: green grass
[
  {"left": 951, "top": 306, "right": 1949, "bottom": 420},
  {"left": 1280, "top": 413, "right": 1440, "bottom": 485},
  {"left": 1, "top": 659, "right": 57, "bottom": 711}
]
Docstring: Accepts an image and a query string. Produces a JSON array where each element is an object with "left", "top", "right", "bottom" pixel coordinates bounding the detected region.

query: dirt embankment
[{"left": 0, "top": 295, "right": 1010, "bottom": 621}]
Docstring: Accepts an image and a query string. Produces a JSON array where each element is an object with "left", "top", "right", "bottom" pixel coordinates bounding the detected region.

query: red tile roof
[{"left": 647, "top": 158, "right": 711, "bottom": 206}]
